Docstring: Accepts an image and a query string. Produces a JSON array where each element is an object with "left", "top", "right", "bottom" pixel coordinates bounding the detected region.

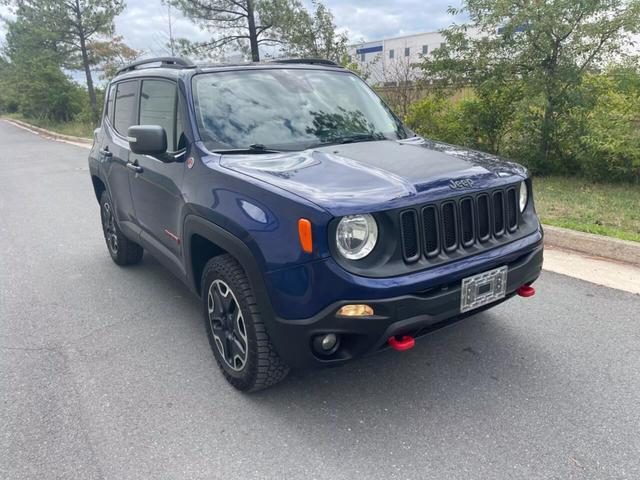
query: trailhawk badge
[{"left": 449, "top": 178, "right": 474, "bottom": 190}]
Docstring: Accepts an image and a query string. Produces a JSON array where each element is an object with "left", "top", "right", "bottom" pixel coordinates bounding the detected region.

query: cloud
[
  {"left": 114, "top": 1, "right": 211, "bottom": 56},
  {"left": 0, "top": 0, "right": 465, "bottom": 59},
  {"left": 320, "top": 0, "right": 467, "bottom": 42}
]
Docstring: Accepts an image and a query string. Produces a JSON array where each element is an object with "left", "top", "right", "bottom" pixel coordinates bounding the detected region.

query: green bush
[
  {"left": 405, "top": 70, "right": 640, "bottom": 183},
  {"left": 577, "top": 77, "right": 640, "bottom": 183},
  {"left": 405, "top": 94, "right": 475, "bottom": 147}
]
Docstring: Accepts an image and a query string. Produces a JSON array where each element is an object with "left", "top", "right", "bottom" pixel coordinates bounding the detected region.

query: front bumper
[{"left": 266, "top": 240, "right": 543, "bottom": 369}]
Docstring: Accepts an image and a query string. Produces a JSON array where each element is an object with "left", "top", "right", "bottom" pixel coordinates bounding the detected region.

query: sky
[{"left": 0, "top": 0, "right": 465, "bottom": 58}]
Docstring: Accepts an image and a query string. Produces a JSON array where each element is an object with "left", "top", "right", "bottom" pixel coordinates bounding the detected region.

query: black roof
[{"left": 113, "top": 56, "right": 343, "bottom": 80}]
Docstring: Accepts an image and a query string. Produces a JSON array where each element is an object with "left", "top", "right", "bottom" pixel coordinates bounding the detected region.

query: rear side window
[
  {"left": 105, "top": 84, "right": 115, "bottom": 123},
  {"left": 113, "top": 81, "right": 138, "bottom": 135},
  {"left": 139, "top": 79, "right": 182, "bottom": 151}
]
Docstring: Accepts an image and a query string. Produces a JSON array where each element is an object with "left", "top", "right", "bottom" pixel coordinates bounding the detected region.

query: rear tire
[
  {"left": 202, "top": 254, "right": 289, "bottom": 392},
  {"left": 99, "top": 191, "right": 143, "bottom": 266}
]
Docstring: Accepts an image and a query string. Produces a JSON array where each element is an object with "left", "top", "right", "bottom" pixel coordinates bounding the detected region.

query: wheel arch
[
  {"left": 183, "top": 215, "right": 271, "bottom": 308},
  {"left": 91, "top": 175, "right": 106, "bottom": 203}
]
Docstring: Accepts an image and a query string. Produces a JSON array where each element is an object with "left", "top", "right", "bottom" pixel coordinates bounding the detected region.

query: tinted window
[
  {"left": 105, "top": 84, "right": 115, "bottom": 122},
  {"left": 404, "top": 47, "right": 410, "bottom": 57},
  {"left": 113, "top": 81, "right": 137, "bottom": 135},
  {"left": 139, "top": 80, "right": 180, "bottom": 151},
  {"left": 389, "top": 49, "right": 394, "bottom": 59},
  {"left": 193, "top": 69, "right": 405, "bottom": 151}
]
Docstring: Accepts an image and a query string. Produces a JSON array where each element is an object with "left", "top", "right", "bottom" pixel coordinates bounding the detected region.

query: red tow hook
[
  {"left": 388, "top": 335, "right": 415, "bottom": 351},
  {"left": 516, "top": 285, "right": 536, "bottom": 297}
]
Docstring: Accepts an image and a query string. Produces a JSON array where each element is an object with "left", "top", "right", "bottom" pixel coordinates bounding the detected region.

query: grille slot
[
  {"left": 459, "top": 197, "right": 475, "bottom": 247},
  {"left": 506, "top": 187, "right": 518, "bottom": 232},
  {"left": 493, "top": 191, "right": 505, "bottom": 237},
  {"left": 422, "top": 205, "right": 439, "bottom": 257},
  {"left": 399, "top": 210, "right": 419, "bottom": 262},
  {"left": 476, "top": 194, "right": 491, "bottom": 242},
  {"left": 441, "top": 201, "right": 458, "bottom": 252}
]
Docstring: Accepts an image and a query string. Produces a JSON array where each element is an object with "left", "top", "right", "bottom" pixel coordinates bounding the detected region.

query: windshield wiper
[
  {"left": 335, "top": 133, "right": 384, "bottom": 144},
  {"left": 313, "top": 132, "right": 386, "bottom": 147},
  {"left": 212, "top": 144, "right": 284, "bottom": 154}
]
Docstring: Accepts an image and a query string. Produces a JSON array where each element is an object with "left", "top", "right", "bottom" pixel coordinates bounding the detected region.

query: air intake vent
[
  {"left": 476, "top": 194, "right": 490, "bottom": 242},
  {"left": 422, "top": 205, "right": 439, "bottom": 257},
  {"left": 493, "top": 191, "right": 505, "bottom": 237},
  {"left": 400, "top": 210, "right": 419, "bottom": 262},
  {"left": 460, "top": 198, "right": 475, "bottom": 247},
  {"left": 506, "top": 188, "right": 518, "bottom": 232},
  {"left": 441, "top": 201, "right": 458, "bottom": 252}
]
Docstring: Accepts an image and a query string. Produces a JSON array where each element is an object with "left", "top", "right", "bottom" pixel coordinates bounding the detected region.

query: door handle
[
  {"left": 126, "top": 162, "right": 143, "bottom": 173},
  {"left": 99, "top": 148, "right": 112, "bottom": 158}
]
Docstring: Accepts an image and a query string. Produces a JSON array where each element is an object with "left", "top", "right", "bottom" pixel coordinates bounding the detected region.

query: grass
[
  {"left": 533, "top": 176, "right": 640, "bottom": 243},
  {"left": 4, "top": 113, "right": 94, "bottom": 139}
]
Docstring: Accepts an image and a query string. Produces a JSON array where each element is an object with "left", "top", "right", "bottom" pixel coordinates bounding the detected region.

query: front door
[
  {"left": 128, "top": 79, "right": 186, "bottom": 261},
  {"left": 102, "top": 80, "right": 139, "bottom": 237}
]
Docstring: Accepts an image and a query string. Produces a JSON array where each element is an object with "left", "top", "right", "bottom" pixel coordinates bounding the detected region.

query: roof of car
[{"left": 111, "top": 56, "right": 346, "bottom": 83}]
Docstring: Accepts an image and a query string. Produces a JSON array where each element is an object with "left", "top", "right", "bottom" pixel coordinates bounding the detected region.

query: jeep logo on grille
[{"left": 449, "top": 178, "right": 474, "bottom": 190}]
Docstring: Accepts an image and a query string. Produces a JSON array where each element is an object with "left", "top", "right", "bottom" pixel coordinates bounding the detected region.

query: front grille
[{"left": 399, "top": 185, "right": 521, "bottom": 262}]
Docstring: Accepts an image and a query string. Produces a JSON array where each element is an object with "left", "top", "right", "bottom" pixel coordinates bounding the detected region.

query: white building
[{"left": 348, "top": 29, "right": 481, "bottom": 85}]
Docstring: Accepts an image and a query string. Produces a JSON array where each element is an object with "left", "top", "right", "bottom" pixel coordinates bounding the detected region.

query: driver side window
[{"left": 139, "top": 79, "right": 185, "bottom": 152}]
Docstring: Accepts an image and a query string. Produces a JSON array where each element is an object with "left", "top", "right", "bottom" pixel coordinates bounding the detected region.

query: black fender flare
[{"left": 182, "top": 214, "right": 275, "bottom": 319}]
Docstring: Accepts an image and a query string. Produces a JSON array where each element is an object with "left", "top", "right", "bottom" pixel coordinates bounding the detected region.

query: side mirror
[{"left": 127, "top": 125, "right": 167, "bottom": 156}]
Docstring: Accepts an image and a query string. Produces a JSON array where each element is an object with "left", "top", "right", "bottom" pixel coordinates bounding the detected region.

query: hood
[{"left": 216, "top": 137, "right": 527, "bottom": 216}]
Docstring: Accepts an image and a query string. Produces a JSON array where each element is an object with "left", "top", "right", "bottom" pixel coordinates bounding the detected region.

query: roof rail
[
  {"left": 116, "top": 57, "right": 196, "bottom": 76},
  {"left": 270, "top": 58, "right": 342, "bottom": 67}
]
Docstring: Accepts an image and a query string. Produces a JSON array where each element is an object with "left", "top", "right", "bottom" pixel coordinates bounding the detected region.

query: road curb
[
  {"left": 3, "top": 118, "right": 92, "bottom": 145},
  {"left": 543, "top": 224, "right": 640, "bottom": 267}
]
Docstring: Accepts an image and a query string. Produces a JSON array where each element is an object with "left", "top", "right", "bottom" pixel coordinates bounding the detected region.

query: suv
[{"left": 89, "top": 57, "right": 543, "bottom": 392}]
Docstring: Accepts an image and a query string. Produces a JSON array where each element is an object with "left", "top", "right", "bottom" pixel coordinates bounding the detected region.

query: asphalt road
[{"left": 1, "top": 120, "right": 639, "bottom": 480}]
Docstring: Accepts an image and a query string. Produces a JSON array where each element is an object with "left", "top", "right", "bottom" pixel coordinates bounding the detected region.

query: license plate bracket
[{"left": 460, "top": 266, "right": 508, "bottom": 313}]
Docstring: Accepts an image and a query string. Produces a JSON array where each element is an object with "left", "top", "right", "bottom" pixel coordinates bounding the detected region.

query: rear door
[
  {"left": 102, "top": 80, "right": 140, "bottom": 238},
  {"left": 128, "top": 78, "right": 187, "bottom": 265}
]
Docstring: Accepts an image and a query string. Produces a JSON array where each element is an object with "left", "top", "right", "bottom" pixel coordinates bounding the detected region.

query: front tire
[
  {"left": 202, "top": 254, "right": 289, "bottom": 392},
  {"left": 99, "top": 191, "right": 143, "bottom": 266}
]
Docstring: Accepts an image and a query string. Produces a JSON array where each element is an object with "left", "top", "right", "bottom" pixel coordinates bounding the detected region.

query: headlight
[
  {"left": 519, "top": 180, "right": 528, "bottom": 212},
  {"left": 336, "top": 214, "right": 378, "bottom": 260}
]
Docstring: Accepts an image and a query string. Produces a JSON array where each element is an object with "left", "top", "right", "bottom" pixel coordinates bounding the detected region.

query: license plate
[{"left": 460, "top": 266, "right": 508, "bottom": 313}]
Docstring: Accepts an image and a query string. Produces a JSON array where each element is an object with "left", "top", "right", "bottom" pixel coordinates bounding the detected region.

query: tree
[
  {"left": 155, "top": 2, "right": 179, "bottom": 56},
  {"left": 378, "top": 55, "right": 423, "bottom": 119},
  {"left": 4, "top": 0, "right": 126, "bottom": 123},
  {"left": 420, "top": 0, "right": 640, "bottom": 173},
  {"left": 280, "top": 0, "right": 348, "bottom": 61},
  {"left": 0, "top": 15, "right": 84, "bottom": 121},
  {"left": 166, "top": 0, "right": 290, "bottom": 61},
  {"left": 92, "top": 35, "right": 142, "bottom": 80},
  {"left": 167, "top": 0, "right": 345, "bottom": 62}
]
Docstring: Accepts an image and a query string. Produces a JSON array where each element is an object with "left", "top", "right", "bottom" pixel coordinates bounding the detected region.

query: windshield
[{"left": 192, "top": 68, "right": 407, "bottom": 152}]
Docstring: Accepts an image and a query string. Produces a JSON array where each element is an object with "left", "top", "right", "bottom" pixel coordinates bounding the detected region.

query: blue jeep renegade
[{"left": 89, "top": 57, "right": 543, "bottom": 392}]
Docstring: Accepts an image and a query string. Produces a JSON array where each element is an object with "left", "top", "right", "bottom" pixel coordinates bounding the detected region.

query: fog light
[
  {"left": 312, "top": 333, "right": 340, "bottom": 355},
  {"left": 337, "top": 304, "right": 374, "bottom": 317}
]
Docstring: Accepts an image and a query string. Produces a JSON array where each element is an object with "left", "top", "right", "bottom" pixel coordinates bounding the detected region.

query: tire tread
[{"left": 202, "top": 254, "right": 289, "bottom": 392}]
